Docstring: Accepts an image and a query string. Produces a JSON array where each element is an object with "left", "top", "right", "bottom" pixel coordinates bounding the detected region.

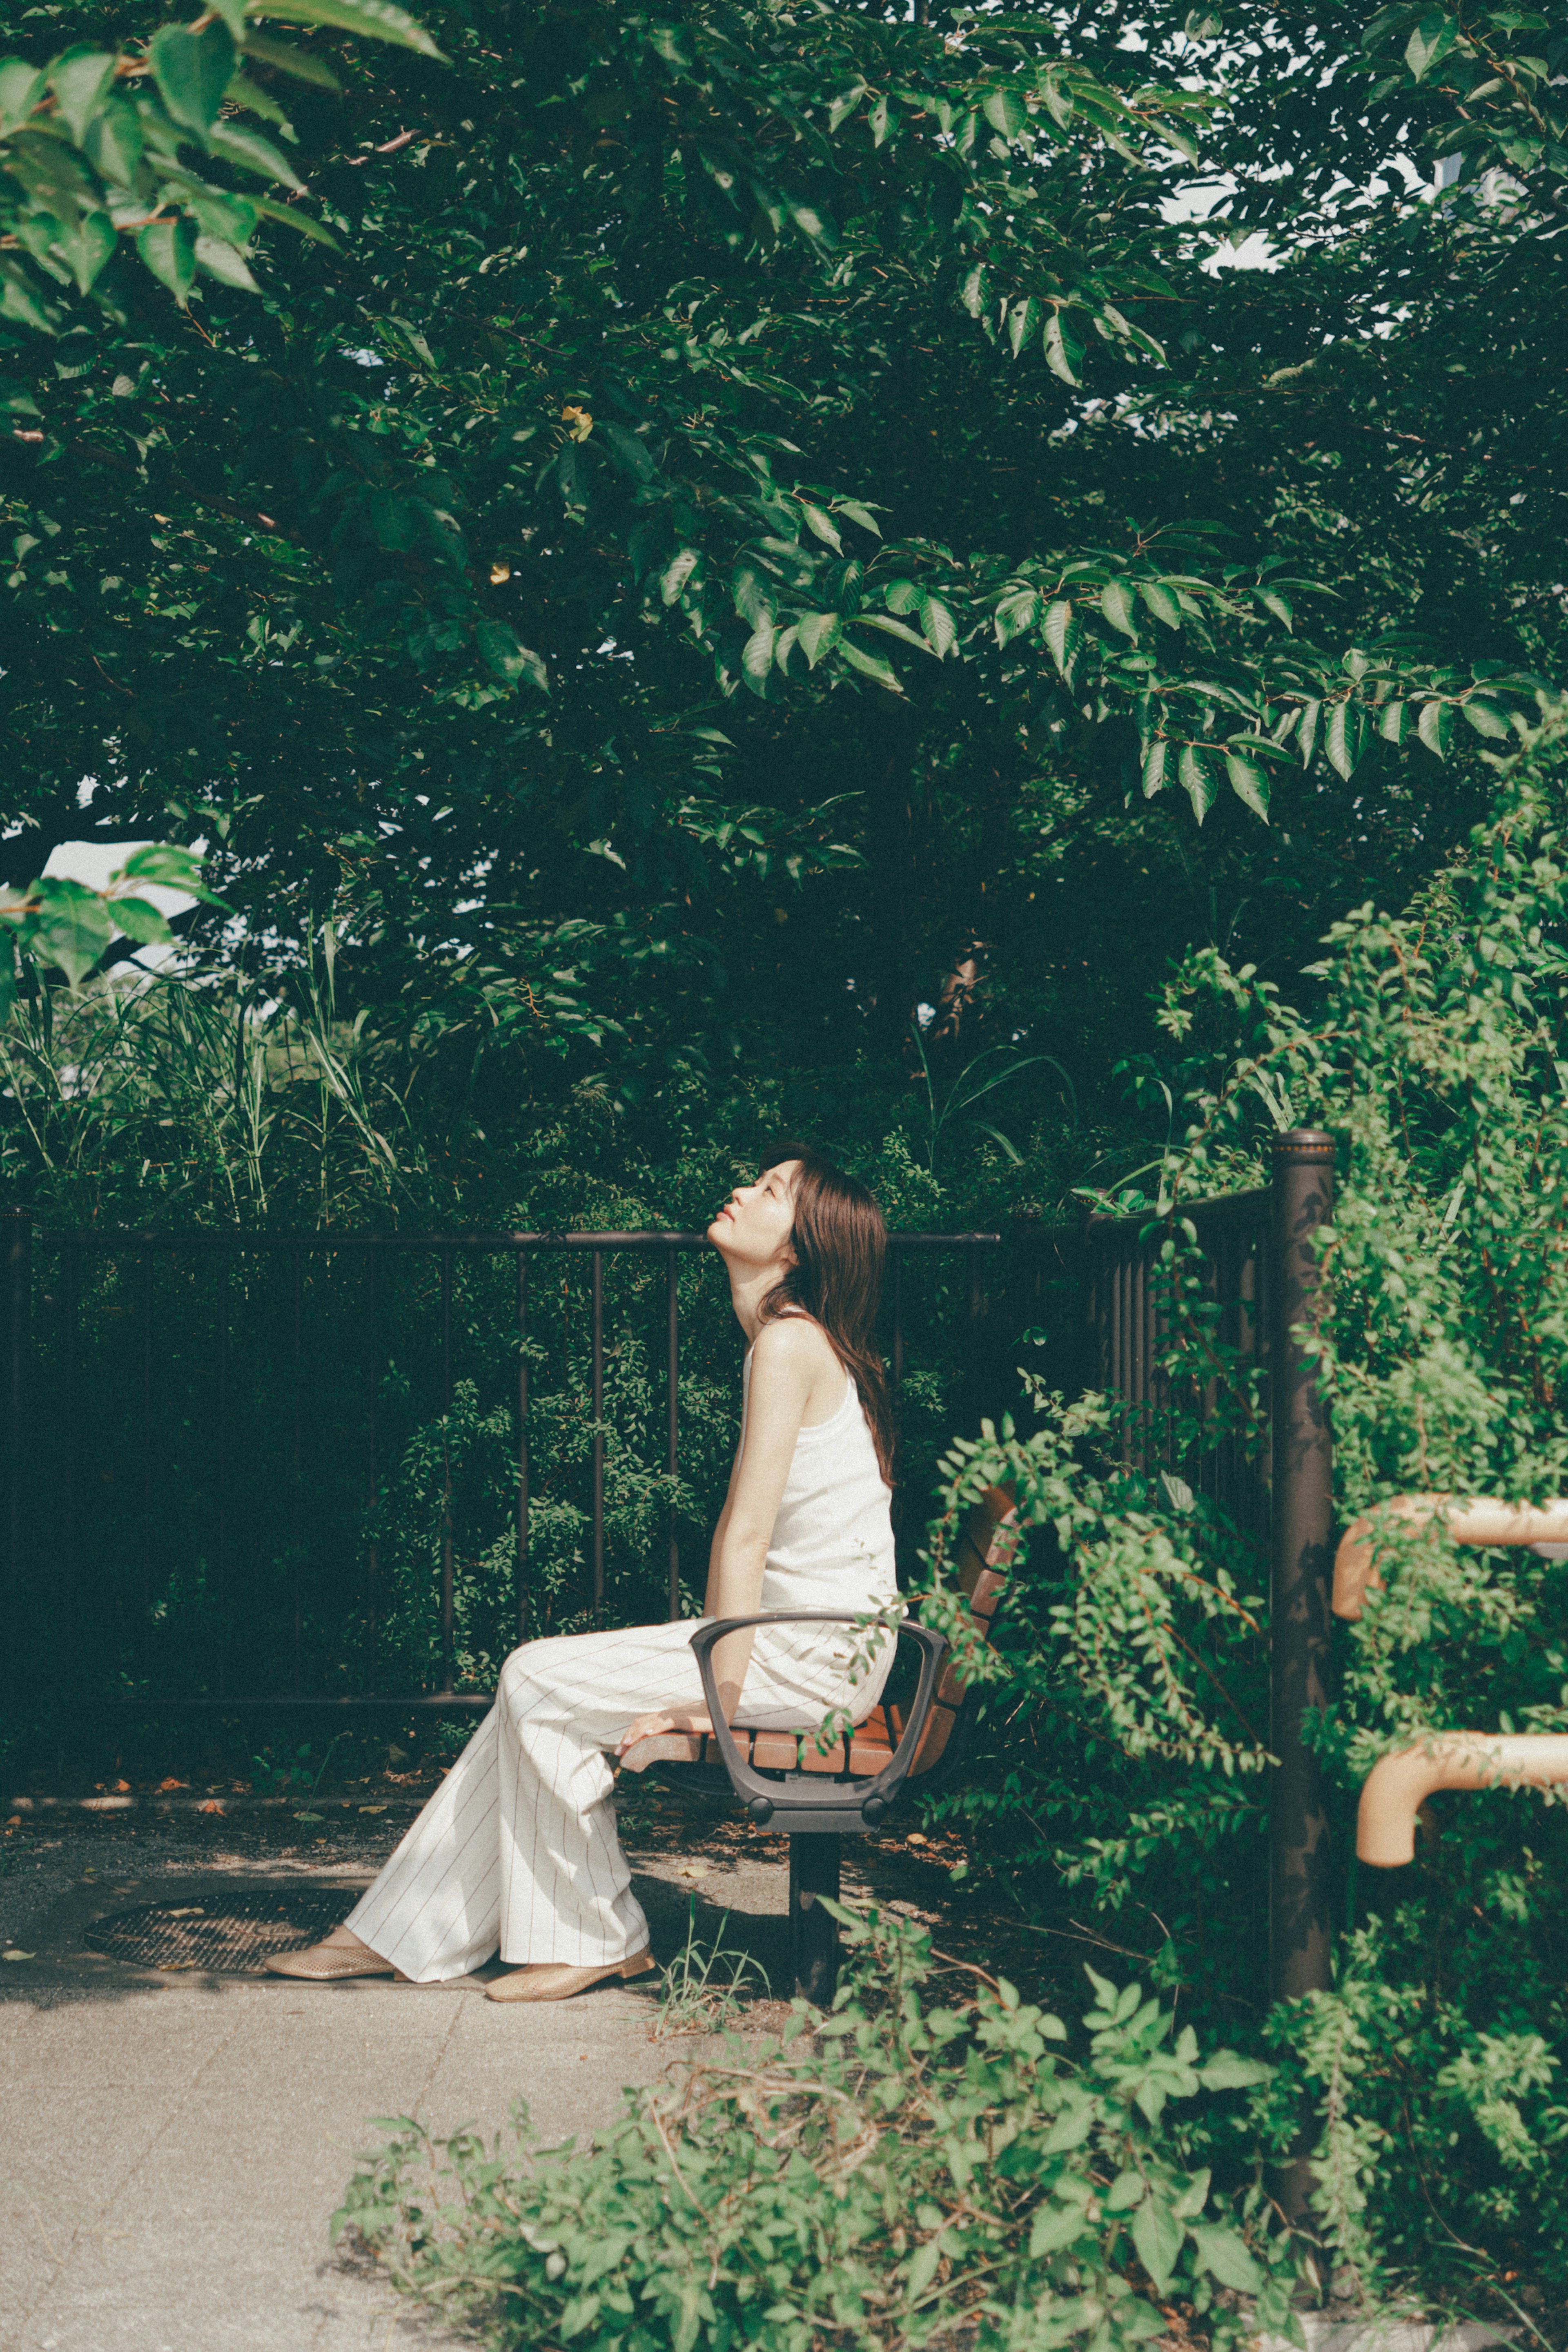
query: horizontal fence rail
[{"left": 1, "top": 1220, "right": 1000, "bottom": 1719}]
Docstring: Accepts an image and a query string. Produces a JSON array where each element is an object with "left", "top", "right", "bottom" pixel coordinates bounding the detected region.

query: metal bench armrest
[{"left": 687, "top": 1611, "right": 948, "bottom": 1828}]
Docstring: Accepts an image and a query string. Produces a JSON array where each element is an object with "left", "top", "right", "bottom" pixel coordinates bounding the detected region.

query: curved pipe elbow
[
  {"left": 1358, "top": 1732, "right": 1568, "bottom": 1866},
  {"left": 1334, "top": 1494, "right": 1568, "bottom": 1621}
]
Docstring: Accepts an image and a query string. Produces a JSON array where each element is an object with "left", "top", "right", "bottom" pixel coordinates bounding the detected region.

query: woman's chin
[{"left": 706, "top": 1216, "right": 733, "bottom": 1249}]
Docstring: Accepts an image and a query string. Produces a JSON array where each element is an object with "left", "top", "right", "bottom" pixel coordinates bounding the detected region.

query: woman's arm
[{"left": 615, "top": 1320, "right": 826, "bottom": 1756}]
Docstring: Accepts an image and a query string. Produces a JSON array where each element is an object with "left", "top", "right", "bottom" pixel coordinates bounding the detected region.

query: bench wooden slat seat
[{"left": 616, "top": 1484, "right": 1018, "bottom": 2001}]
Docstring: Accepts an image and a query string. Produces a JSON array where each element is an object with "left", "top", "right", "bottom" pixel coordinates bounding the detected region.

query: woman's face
[{"left": 708, "top": 1159, "right": 802, "bottom": 1274}]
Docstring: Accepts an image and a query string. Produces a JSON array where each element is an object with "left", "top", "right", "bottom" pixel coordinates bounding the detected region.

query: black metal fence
[
  {"left": 1, "top": 1219, "right": 999, "bottom": 1717},
  {"left": 1085, "top": 1182, "right": 1273, "bottom": 1541}
]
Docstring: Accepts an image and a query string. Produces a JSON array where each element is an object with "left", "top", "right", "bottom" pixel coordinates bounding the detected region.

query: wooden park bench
[{"left": 617, "top": 1483, "right": 1019, "bottom": 2001}]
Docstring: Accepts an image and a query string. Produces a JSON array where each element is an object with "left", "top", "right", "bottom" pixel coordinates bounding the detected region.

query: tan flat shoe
[
  {"left": 263, "top": 1929, "right": 403, "bottom": 1982},
  {"left": 484, "top": 1949, "right": 656, "bottom": 2004}
]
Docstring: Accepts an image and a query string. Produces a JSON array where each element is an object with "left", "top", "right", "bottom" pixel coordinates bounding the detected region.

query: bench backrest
[{"left": 907, "top": 1480, "right": 1018, "bottom": 1779}]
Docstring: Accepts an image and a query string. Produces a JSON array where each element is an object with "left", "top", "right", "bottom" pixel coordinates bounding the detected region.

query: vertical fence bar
[
  {"left": 591, "top": 1247, "right": 605, "bottom": 1624},
  {"left": 216, "top": 1260, "right": 229, "bottom": 1701},
  {"left": 516, "top": 1248, "right": 530, "bottom": 1644},
  {"left": 141, "top": 1247, "right": 154, "bottom": 1664},
  {"left": 291, "top": 1242, "right": 305, "bottom": 1695},
  {"left": 891, "top": 1246, "right": 904, "bottom": 1391},
  {"left": 1269, "top": 1127, "right": 1337, "bottom": 2220},
  {"left": 61, "top": 1240, "right": 77, "bottom": 1666},
  {"left": 666, "top": 1254, "right": 680, "bottom": 1621},
  {"left": 965, "top": 1240, "right": 983, "bottom": 1430},
  {"left": 440, "top": 1247, "right": 454, "bottom": 1694},
  {"left": 365, "top": 1252, "right": 379, "bottom": 1693},
  {"left": 3, "top": 1215, "right": 30, "bottom": 1712}
]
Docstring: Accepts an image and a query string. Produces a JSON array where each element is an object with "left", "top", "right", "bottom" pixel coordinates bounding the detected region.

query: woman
[{"left": 266, "top": 1142, "right": 899, "bottom": 2001}]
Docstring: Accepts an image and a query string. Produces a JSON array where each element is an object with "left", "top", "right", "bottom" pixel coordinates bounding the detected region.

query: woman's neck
[{"left": 727, "top": 1260, "right": 788, "bottom": 1344}]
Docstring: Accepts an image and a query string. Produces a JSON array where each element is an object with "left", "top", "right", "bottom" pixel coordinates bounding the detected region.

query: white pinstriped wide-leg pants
[{"left": 345, "top": 1607, "right": 893, "bottom": 1984}]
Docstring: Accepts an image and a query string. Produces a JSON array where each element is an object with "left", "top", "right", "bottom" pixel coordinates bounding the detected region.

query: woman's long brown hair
[{"left": 756, "top": 1140, "right": 897, "bottom": 1488}]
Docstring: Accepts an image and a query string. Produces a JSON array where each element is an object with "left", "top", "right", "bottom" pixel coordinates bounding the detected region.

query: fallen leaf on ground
[
  {"left": 358, "top": 1804, "right": 387, "bottom": 1814},
  {"left": 2, "top": 1950, "right": 36, "bottom": 1962},
  {"left": 198, "top": 1800, "right": 225, "bottom": 1814},
  {"left": 156, "top": 1778, "right": 187, "bottom": 1793}
]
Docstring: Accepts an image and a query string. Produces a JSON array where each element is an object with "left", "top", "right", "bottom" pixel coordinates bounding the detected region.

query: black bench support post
[
  {"left": 1269, "top": 1127, "right": 1336, "bottom": 2223},
  {"left": 788, "top": 1832, "right": 842, "bottom": 2004}
]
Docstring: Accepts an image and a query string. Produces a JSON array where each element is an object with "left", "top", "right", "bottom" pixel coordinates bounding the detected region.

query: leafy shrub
[
  {"left": 334, "top": 1908, "right": 1296, "bottom": 2352},
  {"left": 917, "top": 713, "right": 1568, "bottom": 2297}
]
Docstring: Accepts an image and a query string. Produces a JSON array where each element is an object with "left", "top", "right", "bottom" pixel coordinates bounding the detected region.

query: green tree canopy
[{"left": 1, "top": 0, "right": 1559, "bottom": 1104}]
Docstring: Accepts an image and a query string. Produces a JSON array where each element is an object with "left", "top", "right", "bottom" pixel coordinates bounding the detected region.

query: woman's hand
[{"left": 616, "top": 1708, "right": 713, "bottom": 1760}]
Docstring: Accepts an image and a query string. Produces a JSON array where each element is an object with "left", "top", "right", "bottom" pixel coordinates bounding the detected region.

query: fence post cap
[{"left": 1272, "top": 1128, "right": 1336, "bottom": 1163}]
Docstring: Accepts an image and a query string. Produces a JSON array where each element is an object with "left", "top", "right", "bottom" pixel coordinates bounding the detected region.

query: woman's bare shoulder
[{"left": 751, "top": 1314, "right": 835, "bottom": 1375}]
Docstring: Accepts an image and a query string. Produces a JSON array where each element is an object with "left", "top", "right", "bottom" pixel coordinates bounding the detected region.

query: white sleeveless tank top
[{"left": 741, "top": 1340, "right": 897, "bottom": 1610}]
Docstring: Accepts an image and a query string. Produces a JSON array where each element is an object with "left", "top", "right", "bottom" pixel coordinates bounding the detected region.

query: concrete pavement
[{"left": 0, "top": 1835, "right": 806, "bottom": 2352}]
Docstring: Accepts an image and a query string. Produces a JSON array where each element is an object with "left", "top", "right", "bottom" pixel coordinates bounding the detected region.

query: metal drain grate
[{"left": 84, "top": 1892, "right": 352, "bottom": 1974}]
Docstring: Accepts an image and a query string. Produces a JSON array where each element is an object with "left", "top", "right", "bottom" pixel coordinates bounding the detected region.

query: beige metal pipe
[
  {"left": 1333, "top": 1493, "right": 1568, "bottom": 1620},
  {"left": 1358, "top": 1732, "right": 1568, "bottom": 1864}
]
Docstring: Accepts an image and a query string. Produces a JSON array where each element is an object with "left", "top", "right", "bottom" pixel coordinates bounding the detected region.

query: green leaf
[
  {"left": 800, "top": 502, "right": 843, "bottom": 555},
  {"left": 838, "top": 638, "right": 903, "bottom": 692},
  {"left": 151, "top": 21, "right": 238, "bottom": 137},
  {"left": 982, "top": 84, "right": 1029, "bottom": 140},
  {"left": 797, "top": 611, "right": 841, "bottom": 669},
  {"left": 835, "top": 500, "right": 881, "bottom": 538},
  {"left": 1043, "top": 312, "right": 1080, "bottom": 385},
  {"left": 1101, "top": 580, "right": 1139, "bottom": 638},
  {"left": 1131, "top": 2196, "right": 1185, "bottom": 2290},
  {"left": 1417, "top": 698, "right": 1454, "bottom": 758},
  {"left": 0, "top": 60, "right": 45, "bottom": 136},
  {"left": 1298, "top": 698, "right": 1321, "bottom": 766},
  {"left": 475, "top": 618, "right": 547, "bottom": 691},
  {"left": 920, "top": 594, "right": 958, "bottom": 659},
  {"left": 1460, "top": 695, "right": 1512, "bottom": 740},
  {"left": 1189, "top": 2225, "right": 1265, "bottom": 2294},
  {"left": 29, "top": 877, "right": 113, "bottom": 987},
  {"left": 0, "top": 262, "right": 54, "bottom": 333},
  {"left": 1142, "top": 741, "right": 1170, "bottom": 798},
  {"left": 742, "top": 618, "right": 776, "bottom": 693},
  {"left": 1378, "top": 698, "right": 1408, "bottom": 744},
  {"left": 209, "top": 120, "right": 308, "bottom": 189},
  {"left": 195, "top": 235, "right": 260, "bottom": 291},
  {"left": 1196, "top": 2052, "right": 1271, "bottom": 2090},
  {"left": 86, "top": 99, "right": 145, "bottom": 187},
  {"left": 826, "top": 82, "right": 866, "bottom": 132},
  {"left": 1137, "top": 580, "right": 1182, "bottom": 630},
  {"left": 1029, "top": 2200, "right": 1089, "bottom": 2256},
  {"left": 1041, "top": 2101, "right": 1094, "bottom": 2153},
  {"left": 46, "top": 47, "right": 116, "bottom": 144},
  {"left": 56, "top": 211, "right": 116, "bottom": 294},
  {"left": 1325, "top": 700, "right": 1366, "bottom": 780},
  {"left": 1253, "top": 587, "right": 1293, "bottom": 630},
  {"left": 207, "top": 0, "right": 252, "bottom": 36},
  {"left": 1105, "top": 2169, "right": 1147, "bottom": 2212},
  {"left": 119, "top": 844, "right": 208, "bottom": 890},
  {"left": 1179, "top": 744, "right": 1217, "bottom": 823},
  {"left": 110, "top": 897, "right": 175, "bottom": 947},
  {"left": 240, "top": 32, "right": 343, "bottom": 89},
  {"left": 858, "top": 613, "right": 936, "bottom": 655},
  {"left": 251, "top": 197, "right": 339, "bottom": 247},
  {"left": 247, "top": 0, "right": 445, "bottom": 59},
  {"left": 994, "top": 587, "right": 1040, "bottom": 649},
  {"left": 1224, "top": 751, "right": 1270, "bottom": 821},
  {"left": 1405, "top": 12, "right": 1460, "bottom": 79},
  {"left": 1043, "top": 599, "right": 1078, "bottom": 676},
  {"left": 1009, "top": 295, "right": 1041, "bottom": 360},
  {"left": 660, "top": 549, "right": 699, "bottom": 606},
  {"left": 138, "top": 218, "right": 198, "bottom": 305}
]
